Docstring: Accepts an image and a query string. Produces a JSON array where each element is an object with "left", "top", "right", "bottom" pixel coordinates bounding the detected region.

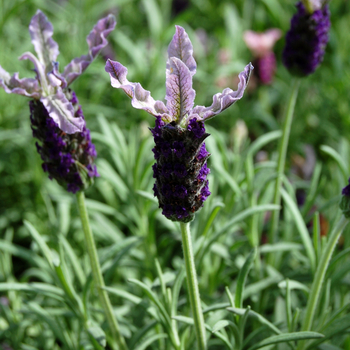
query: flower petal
[
  {"left": 41, "top": 88, "right": 85, "bottom": 134},
  {"left": 29, "top": 10, "right": 59, "bottom": 71},
  {"left": 0, "top": 65, "right": 40, "bottom": 98},
  {"left": 19, "top": 51, "right": 49, "bottom": 93},
  {"left": 165, "top": 57, "right": 195, "bottom": 122},
  {"left": 105, "top": 59, "right": 170, "bottom": 119},
  {"left": 63, "top": 14, "right": 116, "bottom": 86},
  {"left": 191, "top": 63, "right": 253, "bottom": 121},
  {"left": 243, "top": 29, "right": 282, "bottom": 57},
  {"left": 167, "top": 25, "right": 197, "bottom": 76}
]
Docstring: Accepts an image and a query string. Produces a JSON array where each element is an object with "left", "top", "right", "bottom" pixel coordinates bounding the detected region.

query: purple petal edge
[
  {"left": 105, "top": 59, "right": 171, "bottom": 120},
  {"left": 0, "top": 65, "right": 40, "bottom": 98},
  {"left": 191, "top": 63, "right": 253, "bottom": 121},
  {"left": 167, "top": 25, "right": 197, "bottom": 76},
  {"left": 63, "top": 14, "right": 116, "bottom": 86}
]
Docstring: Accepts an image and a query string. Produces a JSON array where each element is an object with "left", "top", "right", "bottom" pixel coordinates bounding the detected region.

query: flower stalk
[
  {"left": 76, "top": 191, "right": 128, "bottom": 350},
  {"left": 180, "top": 222, "right": 207, "bottom": 350},
  {"left": 268, "top": 79, "right": 300, "bottom": 246},
  {"left": 297, "top": 215, "right": 348, "bottom": 350}
]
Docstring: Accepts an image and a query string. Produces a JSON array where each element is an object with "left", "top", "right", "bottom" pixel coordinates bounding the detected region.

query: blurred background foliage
[{"left": 1, "top": 0, "right": 350, "bottom": 349}]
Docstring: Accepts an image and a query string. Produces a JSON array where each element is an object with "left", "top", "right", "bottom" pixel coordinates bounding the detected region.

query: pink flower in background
[{"left": 243, "top": 29, "right": 282, "bottom": 84}]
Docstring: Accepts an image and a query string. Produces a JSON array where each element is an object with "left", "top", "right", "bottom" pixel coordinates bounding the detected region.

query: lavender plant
[
  {"left": 268, "top": 0, "right": 331, "bottom": 247},
  {"left": 0, "top": 10, "right": 128, "bottom": 350},
  {"left": 0, "top": 10, "right": 115, "bottom": 193},
  {"left": 105, "top": 25, "right": 252, "bottom": 349},
  {"left": 105, "top": 26, "right": 253, "bottom": 222}
]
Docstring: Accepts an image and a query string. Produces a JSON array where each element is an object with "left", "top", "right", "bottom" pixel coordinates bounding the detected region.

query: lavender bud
[
  {"left": 30, "top": 91, "right": 99, "bottom": 193},
  {"left": 151, "top": 117, "right": 211, "bottom": 222},
  {"left": 282, "top": 1, "right": 330, "bottom": 76}
]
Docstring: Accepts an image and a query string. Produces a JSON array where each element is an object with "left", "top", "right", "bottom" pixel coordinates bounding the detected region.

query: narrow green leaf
[
  {"left": 134, "top": 333, "right": 168, "bottom": 350},
  {"left": 200, "top": 203, "right": 224, "bottom": 239},
  {"left": 278, "top": 280, "right": 309, "bottom": 293},
  {"left": 24, "top": 220, "right": 55, "bottom": 269},
  {"left": 234, "top": 248, "right": 257, "bottom": 308},
  {"left": 228, "top": 307, "right": 281, "bottom": 335},
  {"left": 136, "top": 190, "right": 158, "bottom": 203},
  {"left": 128, "top": 279, "right": 172, "bottom": 330},
  {"left": 60, "top": 236, "right": 86, "bottom": 287},
  {"left": 88, "top": 324, "right": 106, "bottom": 347},
  {"left": 104, "top": 287, "right": 142, "bottom": 305},
  {"left": 0, "top": 282, "right": 64, "bottom": 300},
  {"left": 320, "top": 145, "right": 348, "bottom": 182},
  {"left": 281, "top": 189, "right": 316, "bottom": 271},
  {"left": 301, "top": 162, "right": 322, "bottom": 217},
  {"left": 247, "top": 130, "right": 282, "bottom": 158},
  {"left": 97, "top": 159, "right": 129, "bottom": 201},
  {"left": 198, "top": 204, "right": 280, "bottom": 263},
  {"left": 171, "top": 267, "right": 185, "bottom": 318},
  {"left": 308, "top": 315, "right": 350, "bottom": 349},
  {"left": 141, "top": 0, "right": 162, "bottom": 39},
  {"left": 313, "top": 212, "right": 321, "bottom": 265},
  {"left": 85, "top": 198, "right": 117, "bottom": 216},
  {"left": 247, "top": 332, "right": 324, "bottom": 350},
  {"left": 129, "top": 320, "right": 158, "bottom": 350},
  {"left": 259, "top": 242, "right": 302, "bottom": 253}
]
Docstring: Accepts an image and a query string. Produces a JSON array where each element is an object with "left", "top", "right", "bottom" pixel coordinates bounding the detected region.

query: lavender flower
[
  {"left": 282, "top": 1, "right": 330, "bottom": 76},
  {"left": 105, "top": 26, "right": 252, "bottom": 222},
  {"left": 0, "top": 10, "right": 116, "bottom": 193},
  {"left": 243, "top": 29, "right": 282, "bottom": 85}
]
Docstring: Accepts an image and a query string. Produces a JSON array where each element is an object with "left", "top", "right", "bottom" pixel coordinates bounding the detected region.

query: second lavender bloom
[
  {"left": 283, "top": 1, "right": 330, "bottom": 76},
  {"left": 0, "top": 11, "right": 116, "bottom": 193}
]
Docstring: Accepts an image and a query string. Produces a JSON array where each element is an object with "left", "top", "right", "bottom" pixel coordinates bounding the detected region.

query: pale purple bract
[
  {"left": 105, "top": 25, "right": 253, "bottom": 126},
  {"left": 0, "top": 10, "right": 116, "bottom": 134}
]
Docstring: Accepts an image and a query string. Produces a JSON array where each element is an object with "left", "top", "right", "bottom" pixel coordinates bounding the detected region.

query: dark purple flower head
[
  {"left": 282, "top": 1, "right": 330, "bottom": 77},
  {"left": 0, "top": 10, "right": 116, "bottom": 133},
  {"left": 105, "top": 26, "right": 253, "bottom": 222},
  {"left": 30, "top": 92, "right": 99, "bottom": 193}
]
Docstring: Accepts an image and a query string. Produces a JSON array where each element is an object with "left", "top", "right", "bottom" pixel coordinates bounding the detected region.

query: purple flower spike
[
  {"left": 0, "top": 10, "right": 116, "bottom": 133},
  {"left": 105, "top": 26, "right": 252, "bottom": 222},
  {"left": 30, "top": 92, "right": 99, "bottom": 193},
  {"left": 0, "top": 10, "right": 116, "bottom": 193},
  {"left": 282, "top": 1, "right": 330, "bottom": 76}
]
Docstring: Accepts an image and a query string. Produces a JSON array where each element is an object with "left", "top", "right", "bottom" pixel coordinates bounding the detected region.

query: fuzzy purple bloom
[
  {"left": 151, "top": 116, "right": 210, "bottom": 222},
  {"left": 106, "top": 26, "right": 252, "bottom": 222},
  {"left": 0, "top": 11, "right": 115, "bottom": 192},
  {"left": 282, "top": 1, "right": 330, "bottom": 76},
  {"left": 30, "top": 92, "right": 99, "bottom": 193}
]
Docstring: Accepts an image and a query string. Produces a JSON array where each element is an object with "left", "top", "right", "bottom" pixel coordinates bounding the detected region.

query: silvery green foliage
[{"left": 0, "top": 10, "right": 116, "bottom": 133}]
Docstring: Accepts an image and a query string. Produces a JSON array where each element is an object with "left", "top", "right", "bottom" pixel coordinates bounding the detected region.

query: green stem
[
  {"left": 180, "top": 222, "right": 207, "bottom": 350},
  {"left": 268, "top": 79, "right": 300, "bottom": 246},
  {"left": 297, "top": 215, "right": 348, "bottom": 350},
  {"left": 76, "top": 191, "right": 128, "bottom": 350}
]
